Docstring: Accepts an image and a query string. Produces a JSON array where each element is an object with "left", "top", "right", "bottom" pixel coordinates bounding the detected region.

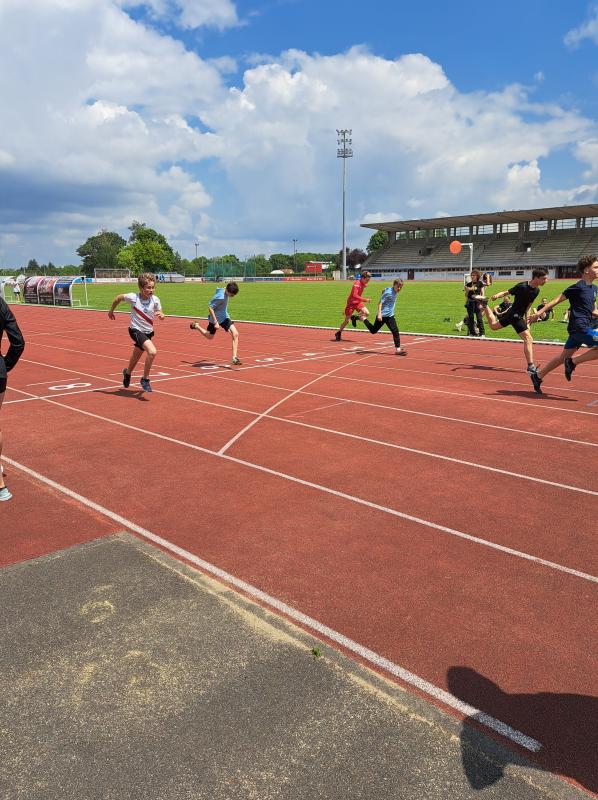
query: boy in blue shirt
[
  {"left": 528, "top": 255, "right": 598, "bottom": 393},
  {"left": 361, "top": 279, "right": 407, "bottom": 355},
  {"left": 190, "top": 282, "right": 241, "bottom": 365}
]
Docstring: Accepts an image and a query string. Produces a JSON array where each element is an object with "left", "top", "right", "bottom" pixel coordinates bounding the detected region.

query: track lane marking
[
  {"left": 0, "top": 453, "right": 543, "bottom": 754},
  {"left": 6, "top": 386, "right": 598, "bottom": 585}
]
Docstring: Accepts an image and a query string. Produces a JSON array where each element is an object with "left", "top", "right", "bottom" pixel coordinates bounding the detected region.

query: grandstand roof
[{"left": 361, "top": 204, "right": 598, "bottom": 233}]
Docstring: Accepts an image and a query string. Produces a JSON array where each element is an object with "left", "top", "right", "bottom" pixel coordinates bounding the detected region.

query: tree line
[{"left": 1, "top": 224, "right": 389, "bottom": 277}]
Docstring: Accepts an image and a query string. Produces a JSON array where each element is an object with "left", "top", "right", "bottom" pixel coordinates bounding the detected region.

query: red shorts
[{"left": 344, "top": 302, "right": 366, "bottom": 317}]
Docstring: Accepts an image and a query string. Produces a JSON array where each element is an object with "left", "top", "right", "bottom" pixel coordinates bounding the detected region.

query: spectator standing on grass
[
  {"left": 108, "top": 272, "right": 165, "bottom": 393},
  {"left": 0, "top": 297, "right": 25, "bottom": 501},
  {"left": 527, "top": 255, "right": 598, "bottom": 394},
  {"left": 479, "top": 267, "right": 549, "bottom": 375},
  {"left": 190, "top": 282, "right": 242, "bottom": 366},
  {"left": 463, "top": 269, "right": 487, "bottom": 337},
  {"left": 12, "top": 280, "right": 21, "bottom": 302},
  {"left": 335, "top": 271, "right": 372, "bottom": 341},
  {"left": 360, "top": 278, "right": 407, "bottom": 355}
]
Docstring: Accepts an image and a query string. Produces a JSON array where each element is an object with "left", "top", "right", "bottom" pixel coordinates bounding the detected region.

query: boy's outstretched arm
[
  {"left": 528, "top": 293, "right": 566, "bottom": 323},
  {"left": 108, "top": 294, "right": 126, "bottom": 320}
]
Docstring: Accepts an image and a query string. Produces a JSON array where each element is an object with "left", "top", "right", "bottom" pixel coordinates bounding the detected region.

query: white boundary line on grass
[{"left": 2, "top": 453, "right": 542, "bottom": 754}]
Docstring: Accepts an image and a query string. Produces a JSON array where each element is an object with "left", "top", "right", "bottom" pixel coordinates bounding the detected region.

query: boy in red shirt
[{"left": 334, "top": 271, "right": 372, "bottom": 341}]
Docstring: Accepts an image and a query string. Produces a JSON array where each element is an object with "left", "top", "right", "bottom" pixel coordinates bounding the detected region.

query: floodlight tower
[{"left": 337, "top": 129, "right": 353, "bottom": 280}]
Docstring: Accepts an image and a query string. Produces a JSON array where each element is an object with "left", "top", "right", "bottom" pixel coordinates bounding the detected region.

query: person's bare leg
[
  {"left": 572, "top": 346, "right": 598, "bottom": 366},
  {"left": 142, "top": 340, "right": 157, "bottom": 379},
  {"left": 191, "top": 322, "right": 214, "bottom": 338},
  {"left": 537, "top": 349, "right": 572, "bottom": 380},
  {"left": 481, "top": 305, "right": 503, "bottom": 331},
  {"left": 519, "top": 330, "right": 535, "bottom": 369},
  {"left": 229, "top": 325, "right": 239, "bottom": 360},
  {"left": 126, "top": 346, "right": 143, "bottom": 377}
]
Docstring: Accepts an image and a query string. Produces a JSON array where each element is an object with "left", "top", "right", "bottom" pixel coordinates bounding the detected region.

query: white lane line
[
  {"left": 209, "top": 374, "right": 598, "bottom": 449},
  {"left": 286, "top": 401, "right": 348, "bottom": 418},
  {"left": 218, "top": 351, "right": 378, "bottom": 454},
  {"left": 0, "top": 453, "right": 542, "bottom": 754},
  {"left": 293, "top": 370, "right": 598, "bottom": 418},
  {"left": 8, "top": 369, "right": 598, "bottom": 496},
  {"left": 7, "top": 386, "right": 598, "bottom": 585}
]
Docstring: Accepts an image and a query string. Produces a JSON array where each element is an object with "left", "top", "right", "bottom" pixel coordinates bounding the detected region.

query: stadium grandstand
[{"left": 362, "top": 204, "right": 598, "bottom": 281}]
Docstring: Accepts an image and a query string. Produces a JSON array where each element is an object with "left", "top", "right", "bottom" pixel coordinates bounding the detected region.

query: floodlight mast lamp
[{"left": 337, "top": 129, "right": 353, "bottom": 280}]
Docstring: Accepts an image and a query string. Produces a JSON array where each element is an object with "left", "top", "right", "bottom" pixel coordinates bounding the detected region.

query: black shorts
[
  {"left": 207, "top": 318, "right": 233, "bottom": 334},
  {"left": 128, "top": 327, "right": 155, "bottom": 350},
  {"left": 497, "top": 308, "right": 528, "bottom": 334},
  {"left": 0, "top": 377, "right": 6, "bottom": 394}
]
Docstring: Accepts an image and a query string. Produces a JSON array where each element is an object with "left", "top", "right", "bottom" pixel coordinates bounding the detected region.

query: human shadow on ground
[
  {"left": 447, "top": 666, "right": 598, "bottom": 794},
  {"left": 494, "top": 388, "right": 576, "bottom": 402},
  {"left": 95, "top": 388, "right": 149, "bottom": 401},
  {"left": 179, "top": 360, "right": 230, "bottom": 370}
]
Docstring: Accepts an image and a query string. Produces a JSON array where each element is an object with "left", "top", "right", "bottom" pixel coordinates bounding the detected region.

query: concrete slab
[{"left": 0, "top": 534, "right": 588, "bottom": 799}]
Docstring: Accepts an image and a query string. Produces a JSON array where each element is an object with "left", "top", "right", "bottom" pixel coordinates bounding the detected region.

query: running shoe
[
  {"left": 564, "top": 356, "right": 576, "bottom": 382},
  {"left": 395, "top": 349, "right": 408, "bottom": 356},
  {"left": 231, "top": 357, "right": 242, "bottom": 366},
  {"left": 0, "top": 486, "right": 12, "bottom": 502},
  {"left": 140, "top": 377, "right": 152, "bottom": 393},
  {"left": 334, "top": 331, "right": 341, "bottom": 341},
  {"left": 530, "top": 371, "right": 543, "bottom": 394},
  {"left": 526, "top": 363, "right": 538, "bottom": 375},
  {"left": 122, "top": 368, "right": 131, "bottom": 388},
  {"left": 350, "top": 315, "right": 358, "bottom": 328},
  {"left": 189, "top": 321, "right": 198, "bottom": 330}
]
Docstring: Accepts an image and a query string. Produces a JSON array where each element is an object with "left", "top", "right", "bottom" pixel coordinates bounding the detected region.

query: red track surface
[{"left": 2, "top": 305, "right": 597, "bottom": 795}]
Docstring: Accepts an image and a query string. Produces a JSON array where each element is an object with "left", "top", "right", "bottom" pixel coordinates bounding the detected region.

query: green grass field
[{"left": 62, "top": 279, "right": 575, "bottom": 343}]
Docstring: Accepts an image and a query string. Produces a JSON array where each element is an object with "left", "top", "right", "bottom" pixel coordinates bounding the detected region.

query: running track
[{"left": 2, "top": 305, "right": 597, "bottom": 795}]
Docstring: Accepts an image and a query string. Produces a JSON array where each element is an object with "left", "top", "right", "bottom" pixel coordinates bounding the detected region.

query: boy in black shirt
[
  {"left": 480, "top": 267, "right": 549, "bottom": 373},
  {"left": 527, "top": 255, "right": 598, "bottom": 393},
  {"left": 463, "top": 269, "right": 488, "bottom": 336},
  {"left": 0, "top": 298, "right": 25, "bottom": 501}
]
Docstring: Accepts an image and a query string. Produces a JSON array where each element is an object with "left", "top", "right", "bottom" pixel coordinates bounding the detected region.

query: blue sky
[{"left": 2, "top": 0, "right": 598, "bottom": 267}]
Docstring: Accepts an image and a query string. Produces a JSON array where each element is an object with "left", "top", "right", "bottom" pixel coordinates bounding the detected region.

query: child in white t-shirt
[{"left": 108, "top": 272, "right": 165, "bottom": 393}]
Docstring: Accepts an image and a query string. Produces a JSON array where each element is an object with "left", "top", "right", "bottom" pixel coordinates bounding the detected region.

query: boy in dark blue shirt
[{"left": 528, "top": 255, "right": 598, "bottom": 394}]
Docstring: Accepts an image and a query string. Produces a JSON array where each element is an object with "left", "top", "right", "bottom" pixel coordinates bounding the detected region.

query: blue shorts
[{"left": 564, "top": 328, "right": 598, "bottom": 350}]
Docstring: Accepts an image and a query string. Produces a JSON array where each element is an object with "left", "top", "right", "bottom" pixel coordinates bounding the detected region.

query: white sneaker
[{"left": 0, "top": 486, "right": 12, "bottom": 501}]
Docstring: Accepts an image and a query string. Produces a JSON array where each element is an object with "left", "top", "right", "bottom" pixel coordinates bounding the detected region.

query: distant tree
[
  {"left": 26, "top": 259, "right": 40, "bottom": 274},
  {"left": 269, "top": 253, "right": 293, "bottom": 271},
  {"left": 347, "top": 248, "right": 368, "bottom": 269},
  {"left": 117, "top": 222, "right": 176, "bottom": 275},
  {"left": 367, "top": 230, "right": 388, "bottom": 254},
  {"left": 77, "top": 230, "right": 127, "bottom": 277}
]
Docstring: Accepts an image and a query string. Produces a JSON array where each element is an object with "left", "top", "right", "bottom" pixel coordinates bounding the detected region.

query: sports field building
[{"left": 362, "top": 204, "right": 598, "bottom": 281}]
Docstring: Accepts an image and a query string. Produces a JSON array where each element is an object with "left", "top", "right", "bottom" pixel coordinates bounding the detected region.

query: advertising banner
[
  {"left": 23, "top": 277, "right": 43, "bottom": 304},
  {"left": 54, "top": 279, "right": 74, "bottom": 306},
  {"left": 39, "top": 277, "right": 59, "bottom": 305}
]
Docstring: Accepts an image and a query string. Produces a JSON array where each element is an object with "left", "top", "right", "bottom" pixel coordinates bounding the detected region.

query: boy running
[
  {"left": 190, "top": 282, "right": 241, "bottom": 366},
  {"left": 480, "top": 267, "right": 549, "bottom": 374},
  {"left": 334, "top": 271, "right": 372, "bottom": 341},
  {"left": 108, "top": 272, "right": 165, "bottom": 393},
  {"left": 527, "top": 255, "right": 598, "bottom": 394},
  {"left": 361, "top": 279, "right": 407, "bottom": 355}
]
